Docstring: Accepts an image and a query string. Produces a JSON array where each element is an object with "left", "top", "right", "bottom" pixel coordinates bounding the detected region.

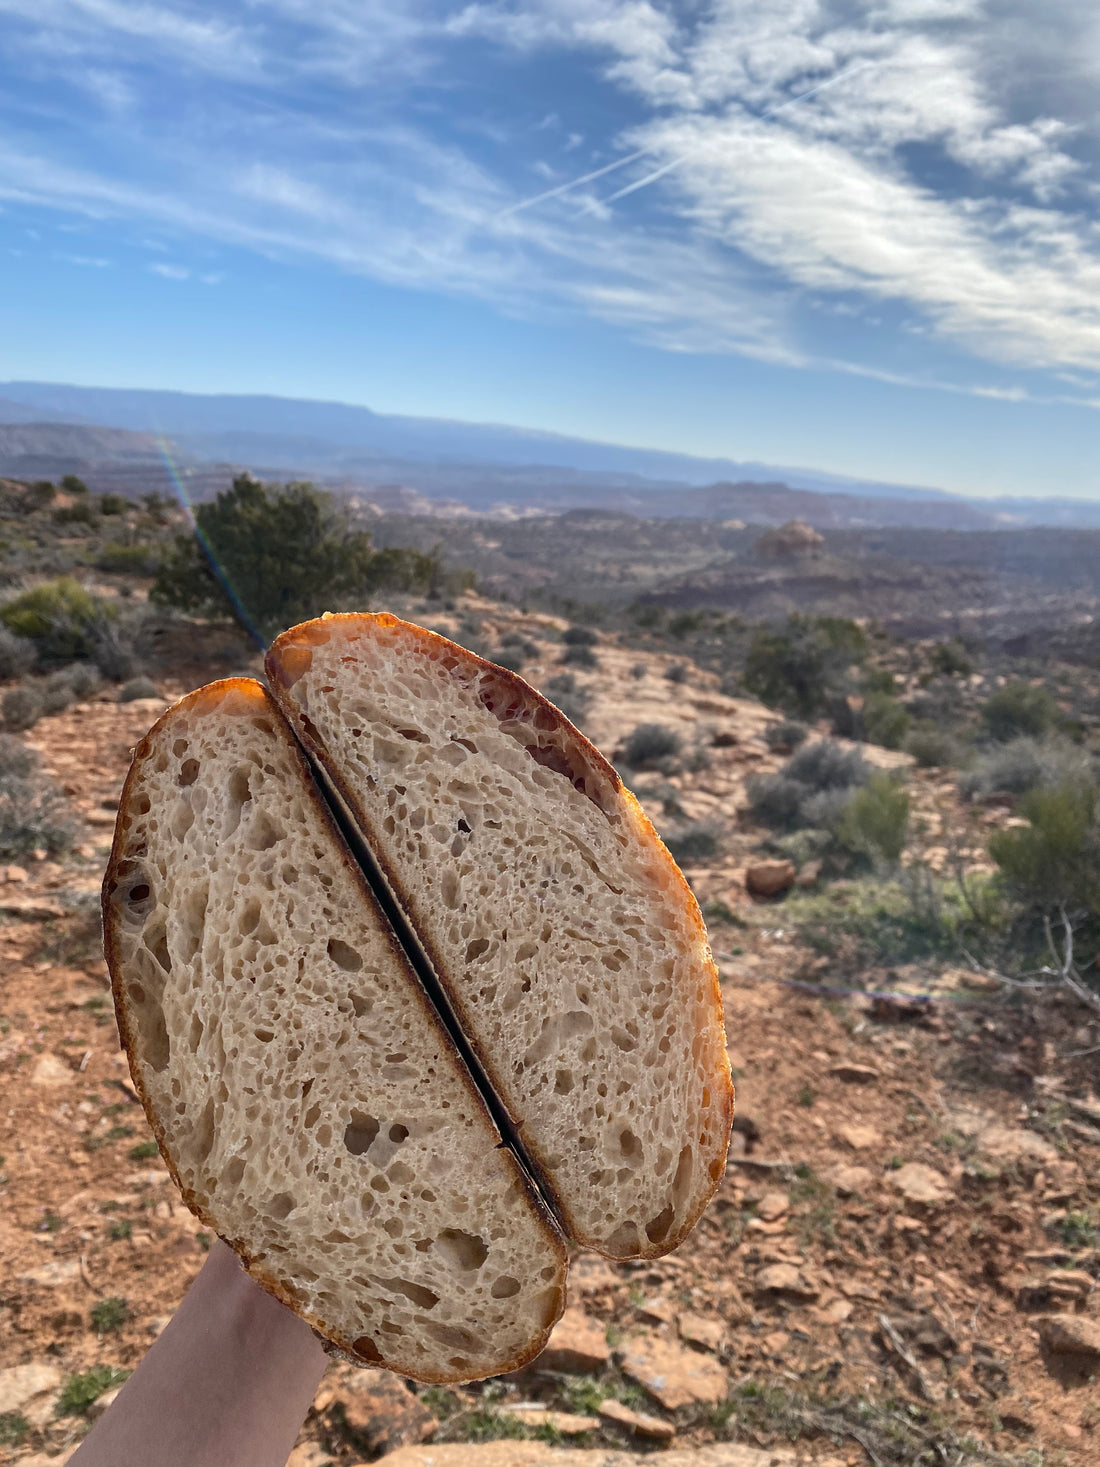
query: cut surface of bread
[
  {"left": 267, "top": 614, "right": 733, "bottom": 1258},
  {"left": 103, "top": 679, "right": 566, "bottom": 1382}
]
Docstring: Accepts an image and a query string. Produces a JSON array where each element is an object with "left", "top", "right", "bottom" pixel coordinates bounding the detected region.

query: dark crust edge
[
  {"left": 265, "top": 613, "right": 735, "bottom": 1259},
  {"left": 101, "top": 676, "right": 568, "bottom": 1384}
]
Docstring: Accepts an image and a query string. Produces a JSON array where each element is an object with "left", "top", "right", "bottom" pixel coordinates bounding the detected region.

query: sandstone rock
[
  {"left": 889, "top": 1163, "right": 952, "bottom": 1206},
  {"left": 2, "top": 864, "right": 28, "bottom": 883},
  {"left": 976, "top": 1125, "right": 1058, "bottom": 1167},
  {"left": 755, "top": 1190, "right": 789, "bottom": 1222},
  {"left": 1038, "top": 1314, "right": 1100, "bottom": 1357},
  {"left": 15, "top": 1454, "right": 76, "bottom": 1467},
  {"left": 30, "top": 1052, "right": 72, "bottom": 1087},
  {"left": 832, "top": 1165, "right": 873, "bottom": 1197},
  {"left": 0, "top": 1361, "right": 62, "bottom": 1414},
  {"left": 87, "top": 1384, "right": 123, "bottom": 1420},
  {"left": 794, "top": 860, "right": 822, "bottom": 888},
  {"left": 599, "top": 1398, "right": 676, "bottom": 1441},
  {"left": 335, "top": 1371, "right": 437, "bottom": 1454},
  {"left": 678, "top": 1312, "right": 726, "bottom": 1352},
  {"left": 537, "top": 1306, "right": 610, "bottom": 1373},
  {"left": 754, "top": 1263, "right": 819, "bottom": 1303},
  {"left": 838, "top": 1124, "right": 880, "bottom": 1150},
  {"left": 829, "top": 1062, "right": 880, "bottom": 1084},
  {"left": 0, "top": 898, "right": 65, "bottom": 920},
  {"left": 619, "top": 1334, "right": 729, "bottom": 1409},
  {"left": 501, "top": 1405, "right": 598, "bottom": 1435},
  {"left": 380, "top": 1444, "right": 794, "bottom": 1466},
  {"left": 744, "top": 860, "right": 795, "bottom": 899},
  {"left": 16, "top": 1258, "right": 81, "bottom": 1287}
]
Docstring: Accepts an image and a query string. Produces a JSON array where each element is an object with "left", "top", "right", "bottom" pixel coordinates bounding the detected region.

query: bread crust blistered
[
  {"left": 266, "top": 614, "right": 734, "bottom": 1259},
  {"left": 103, "top": 679, "right": 567, "bottom": 1383}
]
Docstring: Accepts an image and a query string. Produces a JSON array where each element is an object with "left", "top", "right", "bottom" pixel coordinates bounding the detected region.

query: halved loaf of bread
[
  {"left": 102, "top": 678, "right": 567, "bottom": 1382},
  {"left": 266, "top": 614, "right": 733, "bottom": 1258}
]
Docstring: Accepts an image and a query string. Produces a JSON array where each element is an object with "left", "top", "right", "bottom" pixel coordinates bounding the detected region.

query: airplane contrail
[
  {"left": 596, "top": 61, "right": 876, "bottom": 209},
  {"left": 500, "top": 60, "right": 875, "bottom": 222}
]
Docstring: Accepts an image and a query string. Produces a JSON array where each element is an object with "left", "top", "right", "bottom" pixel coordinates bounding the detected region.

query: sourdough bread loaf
[
  {"left": 103, "top": 678, "right": 566, "bottom": 1382},
  {"left": 266, "top": 614, "right": 733, "bottom": 1258}
]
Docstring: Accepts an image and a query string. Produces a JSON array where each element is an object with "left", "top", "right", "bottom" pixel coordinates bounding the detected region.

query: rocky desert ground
[{"left": 1, "top": 594, "right": 1098, "bottom": 1467}]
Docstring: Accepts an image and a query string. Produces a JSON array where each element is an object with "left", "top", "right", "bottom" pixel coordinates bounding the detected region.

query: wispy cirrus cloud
[{"left": 0, "top": 0, "right": 1098, "bottom": 402}]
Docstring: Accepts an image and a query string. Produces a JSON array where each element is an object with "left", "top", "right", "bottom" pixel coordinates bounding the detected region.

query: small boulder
[
  {"left": 889, "top": 1163, "right": 952, "bottom": 1207},
  {"left": 828, "top": 1062, "right": 880, "bottom": 1085},
  {"left": 30, "top": 1052, "right": 73, "bottom": 1087},
  {"left": 1038, "top": 1314, "right": 1100, "bottom": 1358},
  {"left": 335, "top": 1371, "right": 437, "bottom": 1454},
  {"left": 599, "top": 1398, "right": 675, "bottom": 1441},
  {"left": 678, "top": 1312, "right": 726, "bottom": 1353},
  {"left": 755, "top": 1190, "right": 789, "bottom": 1223},
  {"left": 838, "top": 1124, "right": 880, "bottom": 1151},
  {"left": 754, "top": 1262, "right": 819, "bottom": 1303},
  {"left": 500, "top": 1405, "right": 598, "bottom": 1435},
  {"left": 832, "top": 1165, "right": 873, "bottom": 1198},
  {"left": 619, "top": 1334, "right": 729, "bottom": 1409},
  {"left": 537, "top": 1305, "right": 609, "bottom": 1373},
  {"left": 744, "top": 860, "right": 795, "bottom": 899}
]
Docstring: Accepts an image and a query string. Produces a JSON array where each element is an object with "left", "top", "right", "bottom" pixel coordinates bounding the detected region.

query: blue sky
[{"left": 1, "top": 0, "right": 1099, "bottom": 497}]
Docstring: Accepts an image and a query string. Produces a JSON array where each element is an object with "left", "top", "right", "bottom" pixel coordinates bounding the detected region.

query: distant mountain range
[{"left": 1, "top": 380, "right": 1099, "bottom": 530}]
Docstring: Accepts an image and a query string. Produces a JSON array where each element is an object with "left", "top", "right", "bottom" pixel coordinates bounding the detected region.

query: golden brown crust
[
  {"left": 102, "top": 677, "right": 567, "bottom": 1382},
  {"left": 266, "top": 614, "right": 734, "bottom": 1259}
]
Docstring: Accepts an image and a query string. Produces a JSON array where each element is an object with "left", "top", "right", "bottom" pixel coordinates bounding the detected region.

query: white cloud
[
  {"left": 1, "top": 0, "right": 1099, "bottom": 392},
  {"left": 149, "top": 261, "right": 189, "bottom": 279}
]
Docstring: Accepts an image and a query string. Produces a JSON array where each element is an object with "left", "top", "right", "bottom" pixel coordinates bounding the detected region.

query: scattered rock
[
  {"left": 838, "top": 1124, "right": 880, "bottom": 1150},
  {"left": 636, "top": 1296, "right": 675, "bottom": 1326},
  {"left": 87, "top": 1384, "right": 124, "bottom": 1420},
  {"left": 16, "top": 1258, "right": 81, "bottom": 1287},
  {"left": 755, "top": 1190, "right": 789, "bottom": 1222},
  {"left": 828, "top": 1062, "right": 880, "bottom": 1084},
  {"left": 599, "top": 1398, "right": 676, "bottom": 1441},
  {"left": 744, "top": 860, "right": 795, "bottom": 899},
  {"left": 335, "top": 1370, "right": 437, "bottom": 1454},
  {"left": 889, "top": 1163, "right": 953, "bottom": 1206},
  {"left": 678, "top": 1312, "right": 726, "bottom": 1353},
  {"left": 1038, "top": 1314, "right": 1100, "bottom": 1358},
  {"left": 0, "top": 898, "right": 65, "bottom": 920},
  {"left": 381, "top": 1445, "right": 793, "bottom": 1466},
  {"left": 0, "top": 1361, "right": 62, "bottom": 1413},
  {"left": 794, "top": 859, "right": 822, "bottom": 888},
  {"left": 832, "top": 1165, "right": 873, "bottom": 1197},
  {"left": 619, "top": 1334, "right": 729, "bottom": 1409},
  {"left": 536, "top": 1305, "right": 610, "bottom": 1373},
  {"left": 2, "top": 864, "right": 29, "bottom": 883},
  {"left": 976, "top": 1125, "right": 1058, "bottom": 1168},
  {"left": 754, "top": 1263, "right": 819, "bottom": 1303},
  {"left": 500, "top": 1405, "right": 598, "bottom": 1435},
  {"left": 30, "top": 1053, "right": 73, "bottom": 1087}
]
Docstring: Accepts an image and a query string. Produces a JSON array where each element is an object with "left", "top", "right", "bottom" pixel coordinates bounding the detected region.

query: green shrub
[
  {"left": 2, "top": 684, "right": 41, "bottom": 731},
  {"left": 129, "top": 1140, "right": 160, "bottom": 1161},
  {"left": 989, "top": 780, "right": 1100, "bottom": 914},
  {"left": 663, "top": 823, "right": 718, "bottom": 863},
  {"left": 0, "top": 1411, "right": 28, "bottom": 1446},
  {"left": 91, "top": 1296, "right": 129, "bottom": 1333},
  {"left": 904, "top": 725, "right": 959, "bottom": 769},
  {"left": 543, "top": 672, "right": 589, "bottom": 727},
  {"left": 960, "top": 736, "right": 1091, "bottom": 800},
  {"left": 97, "top": 543, "right": 163, "bottom": 576},
  {"left": 54, "top": 499, "right": 98, "bottom": 527},
  {"left": 40, "top": 671, "right": 75, "bottom": 715},
  {"left": 629, "top": 661, "right": 647, "bottom": 679},
  {"left": 764, "top": 719, "right": 808, "bottom": 752},
  {"left": 118, "top": 677, "right": 160, "bottom": 703},
  {"left": 743, "top": 615, "right": 866, "bottom": 719},
  {"left": 559, "top": 644, "right": 598, "bottom": 669},
  {"left": 0, "top": 739, "right": 75, "bottom": 858},
  {"left": 561, "top": 625, "right": 597, "bottom": 646},
  {"left": 27, "top": 480, "right": 57, "bottom": 509},
  {"left": 57, "top": 1366, "right": 130, "bottom": 1417},
  {"left": 747, "top": 740, "right": 869, "bottom": 832},
  {"left": 622, "top": 723, "right": 682, "bottom": 769},
  {"left": 0, "top": 577, "right": 115, "bottom": 664},
  {"left": 0, "top": 627, "right": 34, "bottom": 681},
  {"left": 60, "top": 474, "right": 89, "bottom": 495},
  {"left": 929, "top": 638, "right": 973, "bottom": 677},
  {"left": 152, "top": 476, "right": 441, "bottom": 640},
  {"left": 668, "top": 610, "right": 707, "bottom": 638},
  {"left": 99, "top": 493, "right": 128, "bottom": 516},
  {"left": 664, "top": 661, "right": 688, "bottom": 684},
  {"left": 836, "top": 773, "right": 910, "bottom": 864},
  {"left": 862, "top": 692, "right": 911, "bottom": 750},
  {"left": 981, "top": 682, "right": 1059, "bottom": 742}
]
